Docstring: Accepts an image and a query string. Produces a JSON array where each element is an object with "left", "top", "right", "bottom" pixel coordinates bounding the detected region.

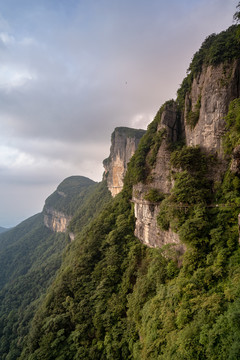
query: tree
[{"left": 233, "top": 2, "right": 240, "bottom": 23}]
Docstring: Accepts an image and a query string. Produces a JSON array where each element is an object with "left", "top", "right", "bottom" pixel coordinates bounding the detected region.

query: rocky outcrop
[
  {"left": 103, "top": 127, "right": 146, "bottom": 196},
  {"left": 132, "top": 59, "right": 240, "bottom": 250},
  {"left": 185, "top": 60, "right": 240, "bottom": 154},
  {"left": 44, "top": 208, "right": 72, "bottom": 233},
  {"left": 146, "top": 101, "right": 182, "bottom": 193},
  {"left": 132, "top": 102, "right": 183, "bottom": 249},
  {"left": 69, "top": 232, "right": 75, "bottom": 241},
  {"left": 133, "top": 183, "right": 185, "bottom": 252}
]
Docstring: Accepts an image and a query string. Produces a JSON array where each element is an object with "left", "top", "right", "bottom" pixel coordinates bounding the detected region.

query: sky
[{"left": 0, "top": 0, "right": 237, "bottom": 227}]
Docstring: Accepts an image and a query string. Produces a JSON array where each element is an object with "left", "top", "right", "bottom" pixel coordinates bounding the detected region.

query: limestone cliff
[
  {"left": 132, "top": 58, "right": 240, "bottom": 249},
  {"left": 103, "top": 127, "right": 146, "bottom": 196},
  {"left": 184, "top": 60, "right": 240, "bottom": 153},
  {"left": 132, "top": 101, "right": 183, "bottom": 249},
  {"left": 44, "top": 208, "right": 72, "bottom": 233},
  {"left": 132, "top": 183, "right": 185, "bottom": 253}
]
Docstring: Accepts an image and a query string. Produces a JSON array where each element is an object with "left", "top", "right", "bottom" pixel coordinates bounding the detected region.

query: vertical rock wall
[
  {"left": 103, "top": 127, "right": 146, "bottom": 197},
  {"left": 133, "top": 183, "right": 185, "bottom": 252},
  {"left": 133, "top": 102, "right": 182, "bottom": 249},
  {"left": 185, "top": 60, "right": 240, "bottom": 154},
  {"left": 44, "top": 208, "right": 72, "bottom": 233}
]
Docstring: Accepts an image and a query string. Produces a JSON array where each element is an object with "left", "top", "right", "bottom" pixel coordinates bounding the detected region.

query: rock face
[
  {"left": 133, "top": 183, "right": 185, "bottom": 253},
  {"left": 132, "top": 102, "right": 182, "bottom": 249},
  {"left": 132, "top": 59, "right": 240, "bottom": 249},
  {"left": 185, "top": 60, "right": 240, "bottom": 154},
  {"left": 44, "top": 208, "right": 72, "bottom": 233},
  {"left": 103, "top": 127, "right": 146, "bottom": 197},
  {"left": 146, "top": 101, "right": 182, "bottom": 194}
]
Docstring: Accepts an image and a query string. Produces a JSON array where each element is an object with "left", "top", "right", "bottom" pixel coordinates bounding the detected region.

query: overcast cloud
[{"left": 0, "top": 0, "right": 236, "bottom": 227}]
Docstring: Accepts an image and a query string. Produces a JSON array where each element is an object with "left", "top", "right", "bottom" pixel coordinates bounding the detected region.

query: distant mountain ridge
[
  {"left": 0, "top": 176, "right": 111, "bottom": 359},
  {"left": 43, "top": 175, "right": 96, "bottom": 233},
  {"left": 0, "top": 227, "right": 8, "bottom": 234}
]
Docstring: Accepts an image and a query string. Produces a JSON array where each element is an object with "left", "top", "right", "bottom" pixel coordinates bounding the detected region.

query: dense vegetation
[
  {"left": 0, "top": 227, "right": 8, "bottom": 234},
  {"left": 16, "top": 94, "right": 240, "bottom": 359},
  {"left": 68, "top": 180, "right": 112, "bottom": 234},
  {"left": 0, "top": 214, "right": 66, "bottom": 359},
  {"left": 144, "top": 188, "right": 165, "bottom": 203},
  {"left": 177, "top": 24, "right": 240, "bottom": 111},
  {"left": 44, "top": 176, "right": 96, "bottom": 216},
  {"left": 188, "top": 25, "right": 240, "bottom": 76},
  {"left": 223, "top": 98, "right": 240, "bottom": 154},
  {"left": 0, "top": 178, "right": 110, "bottom": 360},
  {"left": 1, "top": 21, "right": 240, "bottom": 360}
]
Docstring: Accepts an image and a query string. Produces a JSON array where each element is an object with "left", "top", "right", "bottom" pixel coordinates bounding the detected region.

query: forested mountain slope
[
  {"left": 0, "top": 177, "right": 111, "bottom": 359},
  {"left": 1, "top": 21, "right": 240, "bottom": 360},
  {"left": 15, "top": 23, "right": 240, "bottom": 360},
  {"left": 0, "top": 227, "right": 8, "bottom": 234}
]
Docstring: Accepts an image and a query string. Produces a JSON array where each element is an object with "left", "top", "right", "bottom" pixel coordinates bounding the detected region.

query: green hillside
[
  {"left": 18, "top": 23, "right": 240, "bottom": 359},
  {"left": 0, "top": 177, "right": 111, "bottom": 359},
  {"left": 19, "top": 96, "right": 240, "bottom": 359},
  {"left": 43, "top": 176, "right": 96, "bottom": 216},
  {"left": 1, "top": 21, "right": 240, "bottom": 360}
]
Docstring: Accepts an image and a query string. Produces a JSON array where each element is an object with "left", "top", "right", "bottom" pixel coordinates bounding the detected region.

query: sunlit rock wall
[
  {"left": 185, "top": 60, "right": 240, "bottom": 154},
  {"left": 103, "top": 127, "right": 146, "bottom": 197},
  {"left": 44, "top": 208, "right": 72, "bottom": 233}
]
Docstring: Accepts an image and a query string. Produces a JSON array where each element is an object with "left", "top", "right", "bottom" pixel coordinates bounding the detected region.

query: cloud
[
  {"left": 0, "top": 65, "right": 35, "bottom": 90},
  {"left": 0, "top": 144, "right": 35, "bottom": 168},
  {"left": 0, "top": 31, "right": 14, "bottom": 44}
]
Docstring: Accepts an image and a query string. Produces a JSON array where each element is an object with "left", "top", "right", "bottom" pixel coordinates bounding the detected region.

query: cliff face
[
  {"left": 44, "top": 208, "right": 72, "bottom": 233},
  {"left": 132, "top": 102, "right": 183, "bottom": 249},
  {"left": 133, "top": 183, "right": 185, "bottom": 253},
  {"left": 132, "top": 59, "right": 240, "bottom": 249},
  {"left": 103, "top": 127, "right": 146, "bottom": 196},
  {"left": 185, "top": 60, "right": 240, "bottom": 153}
]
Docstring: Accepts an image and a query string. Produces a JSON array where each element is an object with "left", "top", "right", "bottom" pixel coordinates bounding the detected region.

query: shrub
[
  {"left": 223, "top": 98, "right": 240, "bottom": 154},
  {"left": 144, "top": 189, "right": 165, "bottom": 203}
]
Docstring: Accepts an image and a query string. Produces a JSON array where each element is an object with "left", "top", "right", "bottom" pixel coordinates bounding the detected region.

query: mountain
[
  {"left": 43, "top": 175, "right": 96, "bottom": 234},
  {"left": 1, "top": 23, "right": 240, "bottom": 360},
  {"left": 0, "top": 227, "right": 8, "bottom": 234},
  {"left": 0, "top": 176, "right": 111, "bottom": 359}
]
